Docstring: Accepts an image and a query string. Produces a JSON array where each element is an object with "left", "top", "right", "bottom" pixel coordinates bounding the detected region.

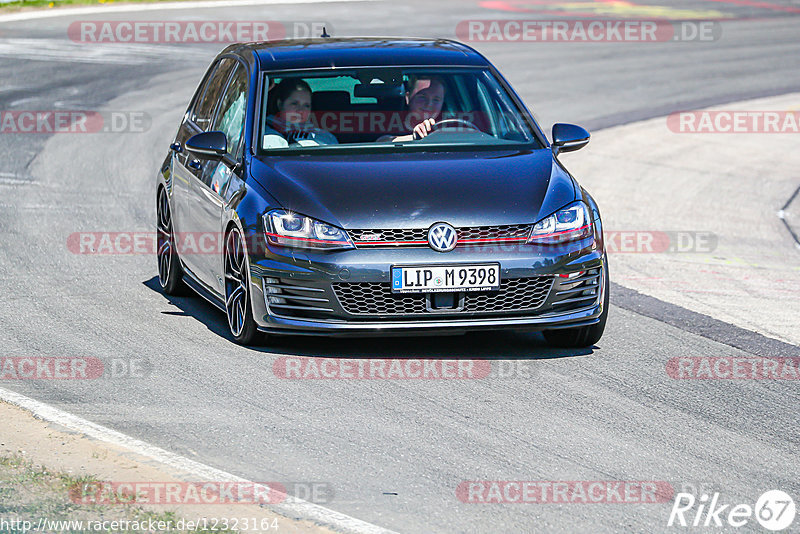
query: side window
[
  {"left": 187, "top": 62, "right": 216, "bottom": 122},
  {"left": 212, "top": 63, "right": 247, "bottom": 159},
  {"left": 202, "top": 63, "right": 247, "bottom": 194},
  {"left": 192, "top": 58, "right": 236, "bottom": 131}
]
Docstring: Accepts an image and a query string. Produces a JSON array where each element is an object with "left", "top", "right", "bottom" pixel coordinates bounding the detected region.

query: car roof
[{"left": 227, "top": 38, "right": 490, "bottom": 71}]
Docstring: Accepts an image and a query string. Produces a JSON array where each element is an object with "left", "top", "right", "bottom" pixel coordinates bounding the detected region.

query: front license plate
[{"left": 391, "top": 264, "right": 500, "bottom": 294}]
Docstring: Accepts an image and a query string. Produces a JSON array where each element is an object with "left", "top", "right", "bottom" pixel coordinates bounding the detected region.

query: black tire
[
  {"left": 224, "top": 227, "right": 262, "bottom": 345},
  {"left": 543, "top": 259, "right": 610, "bottom": 348},
  {"left": 157, "top": 187, "right": 187, "bottom": 295}
]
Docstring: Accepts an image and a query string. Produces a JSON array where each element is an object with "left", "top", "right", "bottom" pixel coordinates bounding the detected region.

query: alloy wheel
[
  {"left": 157, "top": 188, "right": 174, "bottom": 288},
  {"left": 224, "top": 229, "right": 249, "bottom": 338}
]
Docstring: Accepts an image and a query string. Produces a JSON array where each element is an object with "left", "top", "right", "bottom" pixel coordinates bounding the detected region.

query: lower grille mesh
[
  {"left": 332, "top": 282, "right": 428, "bottom": 315},
  {"left": 462, "top": 277, "right": 553, "bottom": 313},
  {"left": 332, "top": 277, "right": 553, "bottom": 316}
]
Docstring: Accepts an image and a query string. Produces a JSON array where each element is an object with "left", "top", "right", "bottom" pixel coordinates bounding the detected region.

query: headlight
[
  {"left": 528, "top": 202, "right": 592, "bottom": 244},
  {"left": 264, "top": 210, "right": 354, "bottom": 250}
]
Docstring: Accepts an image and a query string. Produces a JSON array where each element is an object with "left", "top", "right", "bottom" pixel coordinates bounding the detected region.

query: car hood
[{"left": 249, "top": 149, "right": 577, "bottom": 229}]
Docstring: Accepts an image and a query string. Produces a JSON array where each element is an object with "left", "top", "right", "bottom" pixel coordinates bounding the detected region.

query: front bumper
[
  {"left": 255, "top": 305, "right": 602, "bottom": 336},
  {"left": 248, "top": 238, "right": 605, "bottom": 336}
]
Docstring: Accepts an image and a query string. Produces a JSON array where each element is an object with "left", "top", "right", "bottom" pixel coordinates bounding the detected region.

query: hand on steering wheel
[
  {"left": 411, "top": 119, "right": 437, "bottom": 140},
  {"left": 412, "top": 118, "right": 481, "bottom": 140}
]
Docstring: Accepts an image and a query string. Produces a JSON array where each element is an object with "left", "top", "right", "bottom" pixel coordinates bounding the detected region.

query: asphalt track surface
[{"left": 1, "top": 1, "right": 799, "bottom": 532}]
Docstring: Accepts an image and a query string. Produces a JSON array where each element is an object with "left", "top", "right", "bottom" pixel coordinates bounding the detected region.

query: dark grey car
[{"left": 156, "top": 38, "right": 608, "bottom": 347}]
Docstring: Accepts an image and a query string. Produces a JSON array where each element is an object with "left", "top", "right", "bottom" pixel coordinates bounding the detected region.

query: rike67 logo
[{"left": 668, "top": 490, "right": 796, "bottom": 531}]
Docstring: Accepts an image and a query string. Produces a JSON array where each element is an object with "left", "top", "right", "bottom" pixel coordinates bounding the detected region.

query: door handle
[
  {"left": 188, "top": 159, "right": 201, "bottom": 170},
  {"left": 169, "top": 142, "right": 182, "bottom": 153}
]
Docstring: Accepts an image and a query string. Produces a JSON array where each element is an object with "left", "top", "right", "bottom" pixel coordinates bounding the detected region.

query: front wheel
[
  {"left": 543, "top": 259, "right": 609, "bottom": 348},
  {"left": 224, "top": 227, "right": 262, "bottom": 345}
]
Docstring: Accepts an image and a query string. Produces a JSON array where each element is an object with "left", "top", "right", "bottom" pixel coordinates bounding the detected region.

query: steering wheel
[{"left": 431, "top": 118, "right": 481, "bottom": 133}]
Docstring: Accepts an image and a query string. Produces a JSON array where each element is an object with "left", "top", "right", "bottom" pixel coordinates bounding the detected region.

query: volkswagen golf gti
[{"left": 156, "top": 37, "right": 608, "bottom": 347}]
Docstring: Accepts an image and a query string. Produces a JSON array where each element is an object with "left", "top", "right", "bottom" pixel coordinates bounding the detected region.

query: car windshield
[{"left": 257, "top": 67, "right": 542, "bottom": 154}]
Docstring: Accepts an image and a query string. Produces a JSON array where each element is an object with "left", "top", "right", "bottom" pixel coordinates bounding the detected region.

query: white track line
[
  {"left": 0, "top": 386, "right": 398, "bottom": 534},
  {"left": 0, "top": 0, "right": 372, "bottom": 23}
]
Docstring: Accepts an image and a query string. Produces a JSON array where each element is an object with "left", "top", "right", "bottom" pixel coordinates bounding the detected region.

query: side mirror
[
  {"left": 185, "top": 131, "right": 228, "bottom": 160},
  {"left": 552, "top": 123, "right": 590, "bottom": 153}
]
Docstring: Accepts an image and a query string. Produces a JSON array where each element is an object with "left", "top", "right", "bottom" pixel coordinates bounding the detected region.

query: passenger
[
  {"left": 264, "top": 78, "right": 337, "bottom": 146},
  {"left": 378, "top": 75, "right": 445, "bottom": 142}
]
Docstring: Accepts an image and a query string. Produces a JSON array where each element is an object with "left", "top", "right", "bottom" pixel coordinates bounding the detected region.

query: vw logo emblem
[{"left": 428, "top": 223, "right": 458, "bottom": 252}]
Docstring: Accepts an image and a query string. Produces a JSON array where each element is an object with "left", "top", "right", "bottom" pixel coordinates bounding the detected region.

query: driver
[{"left": 378, "top": 75, "right": 445, "bottom": 142}]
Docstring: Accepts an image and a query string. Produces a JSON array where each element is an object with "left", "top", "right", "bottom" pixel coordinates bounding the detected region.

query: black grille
[
  {"left": 549, "top": 268, "right": 602, "bottom": 311},
  {"left": 332, "top": 277, "right": 553, "bottom": 317},
  {"left": 331, "top": 282, "right": 428, "bottom": 315},
  {"left": 352, "top": 228, "right": 426, "bottom": 244},
  {"left": 460, "top": 224, "right": 531, "bottom": 241},
  {"left": 462, "top": 277, "right": 553, "bottom": 313},
  {"left": 263, "top": 278, "right": 334, "bottom": 319},
  {"left": 351, "top": 224, "right": 532, "bottom": 247}
]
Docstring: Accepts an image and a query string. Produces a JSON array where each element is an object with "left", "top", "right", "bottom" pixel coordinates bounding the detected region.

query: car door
[
  {"left": 187, "top": 60, "right": 248, "bottom": 294},
  {"left": 172, "top": 59, "right": 222, "bottom": 240},
  {"left": 177, "top": 57, "right": 236, "bottom": 286}
]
